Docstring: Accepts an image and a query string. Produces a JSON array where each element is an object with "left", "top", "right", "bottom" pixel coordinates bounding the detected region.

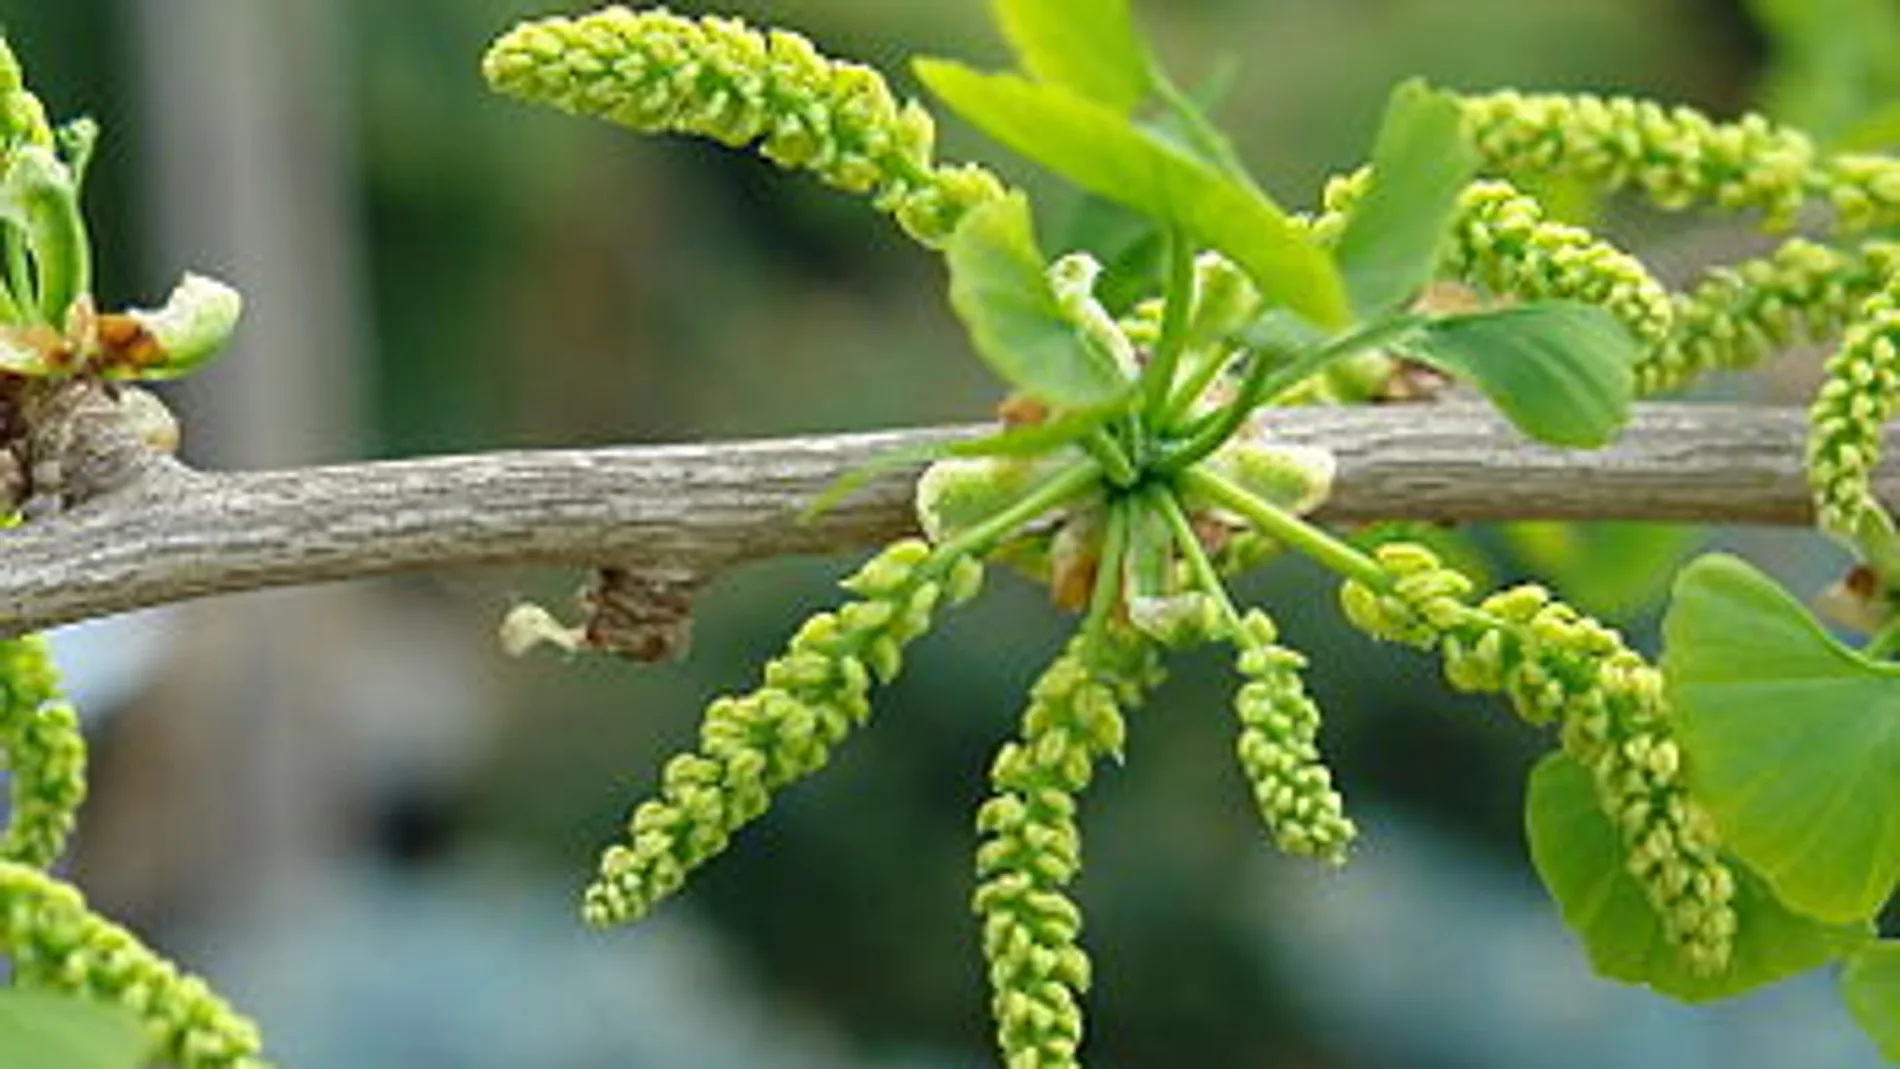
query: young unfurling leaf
[
  {"left": 1334, "top": 79, "right": 1480, "bottom": 318},
  {"left": 0, "top": 144, "right": 88, "bottom": 324},
  {"left": 946, "top": 194, "right": 1134, "bottom": 409},
  {"left": 990, "top": 0, "right": 1154, "bottom": 113},
  {"left": 917, "top": 61, "right": 1351, "bottom": 329},
  {"left": 99, "top": 273, "right": 243, "bottom": 381}
]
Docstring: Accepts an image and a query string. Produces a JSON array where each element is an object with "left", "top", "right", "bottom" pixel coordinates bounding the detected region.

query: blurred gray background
[{"left": 5, "top": 0, "right": 1894, "bottom": 1065}]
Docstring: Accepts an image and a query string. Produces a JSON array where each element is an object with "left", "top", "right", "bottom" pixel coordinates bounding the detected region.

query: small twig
[
  {"left": 0, "top": 401, "right": 1880, "bottom": 637},
  {"left": 2, "top": 378, "right": 186, "bottom": 517}
]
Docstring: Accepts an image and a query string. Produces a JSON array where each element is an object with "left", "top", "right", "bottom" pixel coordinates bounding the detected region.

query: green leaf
[
  {"left": 1525, "top": 752, "right": 1866, "bottom": 1002},
  {"left": 1139, "top": 56, "right": 1250, "bottom": 181},
  {"left": 1844, "top": 940, "right": 1900, "bottom": 1060},
  {"left": 1237, "top": 307, "right": 1330, "bottom": 359},
  {"left": 0, "top": 988, "right": 150, "bottom": 1069},
  {"left": 946, "top": 193, "right": 1133, "bottom": 408},
  {"left": 1663, "top": 553, "right": 1900, "bottom": 924},
  {"left": 1401, "top": 301, "right": 1636, "bottom": 447},
  {"left": 915, "top": 61, "right": 1350, "bottom": 329},
  {"left": 1240, "top": 309, "right": 1423, "bottom": 403},
  {"left": 1334, "top": 79, "right": 1479, "bottom": 318},
  {"left": 990, "top": 0, "right": 1153, "bottom": 113}
]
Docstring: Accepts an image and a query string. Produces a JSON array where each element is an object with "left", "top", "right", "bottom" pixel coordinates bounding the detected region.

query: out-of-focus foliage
[{"left": 1749, "top": 0, "right": 1900, "bottom": 148}]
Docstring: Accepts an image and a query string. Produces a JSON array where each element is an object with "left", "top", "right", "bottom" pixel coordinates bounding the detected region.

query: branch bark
[{"left": 0, "top": 400, "right": 1878, "bottom": 636}]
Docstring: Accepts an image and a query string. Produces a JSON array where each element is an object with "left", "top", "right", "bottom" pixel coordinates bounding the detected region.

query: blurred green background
[{"left": 4, "top": 1, "right": 1896, "bottom": 1066}]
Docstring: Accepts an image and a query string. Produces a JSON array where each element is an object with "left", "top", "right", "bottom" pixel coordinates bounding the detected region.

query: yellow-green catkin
[
  {"left": 1821, "top": 153, "right": 1900, "bottom": 233},
  {"left": 1808, "top": 282, "right": 1900, "bottom": 546},
  {"left": 583, "top": 539, "right": 982, "bottom": 927},
  {"left": 0, "top": 635, "right": 86, "bottom": 870},
  {"left": 1443, "top": 179, "right": 1673, "bottom": 342},
  {"left": 1340, "top": 543, "right": 1737, "bottom": 975},
  {"left": 1458, "top": 91, "right": 1818, "bottom": 229},
  {"left": 482, "top": 6, "right": 1007, "bottom": 247},
  {"left": 1315, "top": 157, "right": 1900, "bottom": 397},
  {"left": 1461, "top": 89, "right": 1900, "bottom": 234},
  {"left": 1313, "top": 172, "right": 1672, "bottom": 350},
  {"left": 1230, "top": 610, "right": 1355, "bottom": 865},
  {"left": 0, "top": 861, "right": 271, "bottom": 1069},
  {"left": 1648, "top": 239, "right": 1900, "bottom": 395},
  {"left": 972, "top": 630, "right": 1160, "bottom": 1069}
]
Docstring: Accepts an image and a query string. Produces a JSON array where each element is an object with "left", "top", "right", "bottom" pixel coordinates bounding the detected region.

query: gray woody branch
[{"left": 0, "top": 399, "right": 1879, "bottom": 637}]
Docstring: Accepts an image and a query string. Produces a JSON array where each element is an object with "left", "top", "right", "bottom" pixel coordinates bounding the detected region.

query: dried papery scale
[{"left": 580, "top": 564, "right": 702, "bottom": 662}]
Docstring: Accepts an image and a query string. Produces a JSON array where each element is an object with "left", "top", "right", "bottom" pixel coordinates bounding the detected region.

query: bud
[
  {"left": 104, "top": 273, "right": 242, "bottom": 380},
  {"left": 1198, "top": 438, "right": 1336, "bottom": 519}
]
